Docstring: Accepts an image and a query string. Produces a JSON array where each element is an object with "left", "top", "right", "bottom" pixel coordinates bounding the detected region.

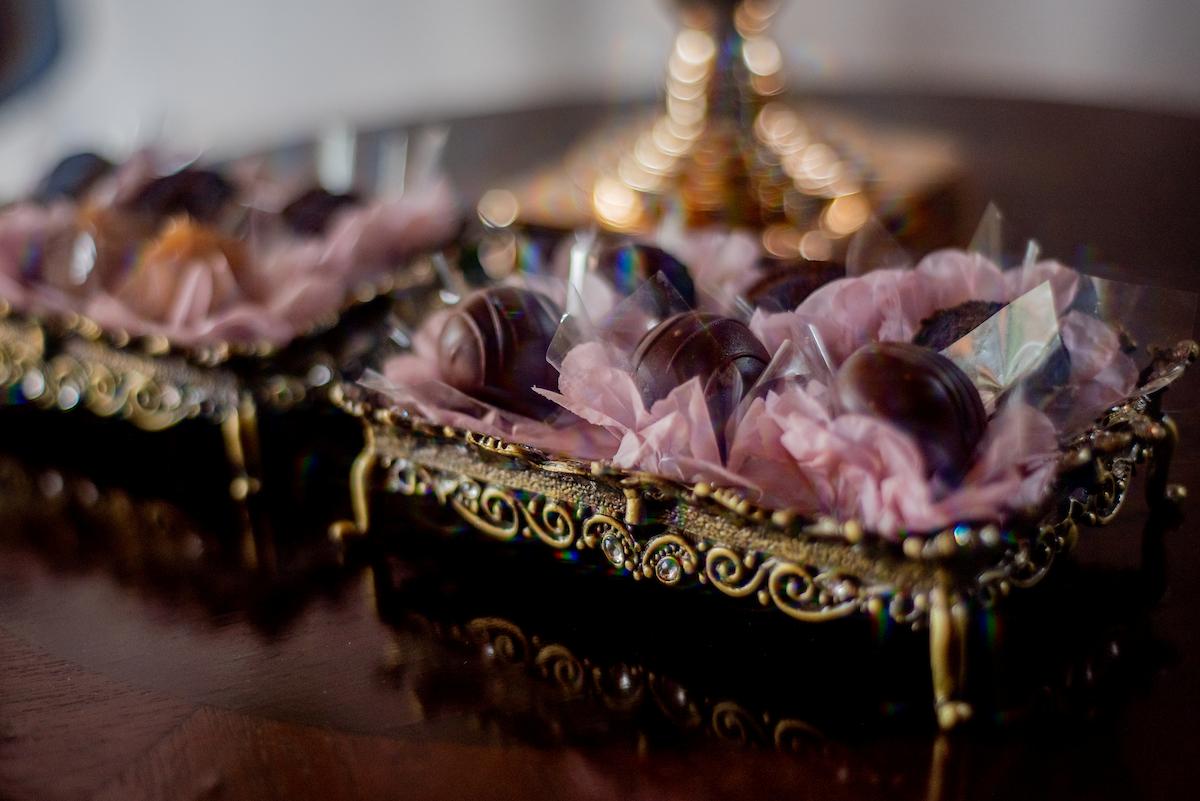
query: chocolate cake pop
[
  {"left": 438, "top": 287, "right": 562, "bottom": 418},
  {"left": 835, "top": 341, "right": 986, "bottom": 485},
  {"left": 632, "top": 311, "right": 769, "bottom": 452}
]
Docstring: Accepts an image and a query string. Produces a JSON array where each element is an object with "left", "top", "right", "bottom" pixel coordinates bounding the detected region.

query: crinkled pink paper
[
  {"left": 751, "top": 249, "right": 1135, "bottom": 428},
  {"left": 751, "top": 250, "right": 1080, "bottom": 362},
  {"left": 375, "top": 311, "right": 617, "bottom": 461},
  {"left": 0, "top": 202, "right": 78, "bottom": 315},
  {"left": 1, "top": 173, "right": 459, "bottom": 348},
  {"left": 541, "top": 338, "right": 1059, "bottom": 537},
  {"left": 731, "top": 383, "right": 1058, "bottom": 535}
]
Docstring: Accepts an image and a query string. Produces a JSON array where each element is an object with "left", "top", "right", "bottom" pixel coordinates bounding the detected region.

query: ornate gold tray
[
  {"left": 0, "top": 254, "right": 442, "bottom": 497},
  {"left": 332, "top": 339, "right": 1197, "bottom": 730}
]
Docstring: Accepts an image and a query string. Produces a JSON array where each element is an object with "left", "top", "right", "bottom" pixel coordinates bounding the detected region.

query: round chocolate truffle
[
  {"left": 912, "top": 300, "right": 1004, "bottom": 351},
  {"left": 125, "top": 168, "right": 235, "bottom": 222},
  {"left": 282, "top": 187, "right": 359, "bottom": 235},
  {"left": 632, "top": 311, "right": 769, "bottom": 451},
  {"left": 913, "top": 298, "right": 1072, "bottom": 404},
  {"left": 35, "top": 152, "right": 114, "bottom": 203},
  {"left": 595, "top": 242, "right": 695, "bottom": 305},
  {"left": 438, "top": 287, "right": 562, "bottom": 418},
  {"left": 835, "top": 342, "right": 987, "bottom": 486},
  {"left": 746, "top": 259, "right": 844, "bottom": 312}
]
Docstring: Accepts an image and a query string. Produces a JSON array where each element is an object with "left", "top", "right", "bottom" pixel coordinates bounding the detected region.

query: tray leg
[
  {"left": 221, "top": 393, "right": 264, "bottom": 501},
  {"left": 930, "top": 586, "right": 972, "bottom": 730},
  {"left": 220, "top": 393, "right": 272, "bottom": 570},
  {"left": 329, "top": 419, "right": 377, "bottom": 543},
  {"left": 1146, "top": 412, "right": 1184, "bottom": 507}
]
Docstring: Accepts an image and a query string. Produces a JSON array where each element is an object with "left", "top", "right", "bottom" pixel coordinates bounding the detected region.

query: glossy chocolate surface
[
  {"left": 596, "top": 242, "right": 695, "bottom": 305},
  {"left": 282, "top": 187, "right": 360, "bottom": 235},
  {"left": 632, "top": 311, "right": 769, "bottom": 446},
  {"left": 34, "top": 152, "right": 114, "bottom": 203},
  {"left": 835, "top": 341, "right": 986, "bottom": 485},
  {"left": 912, "top": 299, "right": 1004, "bottom": 350},
  {"left": 746, "top": 259, "right": 844, "bottom": 311},
  {"left": 125, "top": 167, "right": 236, "bottom": 222},
  {"left": 438, "top": 286, "right": 562, "bottom": 418}
]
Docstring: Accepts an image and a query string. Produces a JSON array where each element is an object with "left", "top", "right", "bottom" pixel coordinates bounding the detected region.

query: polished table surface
[{"left": 3, "top": 93, "right": 1200, "bottom": 801}]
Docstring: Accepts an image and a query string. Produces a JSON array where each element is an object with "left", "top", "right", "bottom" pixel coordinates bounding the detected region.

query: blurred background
[{"left": 1, "top": 0, "right": 1199, "bottom": 197}]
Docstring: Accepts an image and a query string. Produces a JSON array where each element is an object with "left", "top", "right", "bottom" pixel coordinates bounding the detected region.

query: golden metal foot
[
  {"left": 329, "top": 419, "right": 377, "bottom": 543},
  {"left": 221, "top": 393, "right": 263, "bottom": 501},
  {"left": 929, "top": 584, "right": 973, "bottom": 731},
  {"left": 1146, "top": 412, "right": 1180, "bottom": 508}
]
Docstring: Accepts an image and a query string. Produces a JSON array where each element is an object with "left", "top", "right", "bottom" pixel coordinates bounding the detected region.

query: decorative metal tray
[
  {"left": 0, "top": 254, "right": 438, "bottom": 496},
  {"left": 332, "top": 339, "right": 1197, "bottom": 730}
]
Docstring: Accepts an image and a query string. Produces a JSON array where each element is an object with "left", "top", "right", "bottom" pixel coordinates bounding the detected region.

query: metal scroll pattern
[
  {"left": 365, "top": 367, "right": 1186, "bottom": 629},
  {"left": 381, "top": 456, "right": 876, "bottom": 624},
  {"left": 426, "top": 615, "right": 835, "bottom": 753},
  {"left": 0, "top": 324, "right": 230, "bottom": 431}
]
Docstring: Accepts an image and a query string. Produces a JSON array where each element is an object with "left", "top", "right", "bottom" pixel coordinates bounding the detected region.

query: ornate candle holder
[{"left": 485, "top": 0, "right": 965, "bottom": 259}]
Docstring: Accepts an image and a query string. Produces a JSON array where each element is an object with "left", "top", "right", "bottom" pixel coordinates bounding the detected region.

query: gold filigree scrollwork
[
  {"left": 534, "top": 644, "right": 587, "bottom": 697},
  {"left": 39, "top": 353, "right": 86, "bottom": 413},
  {"left": 707, "top": 549, "right": 861, "bottom": 621},
  {"left": 467, "top": 617, "right": 529, "bottom": 665},
  {"left": 452, "top": 484, "right": 521, "bottom": 541},
  {"left": 127, "top": 375, "right": 190, "bottom": 431},
  {"left": 582, "top": 514, "right": 638, "bottom": 570},
  {"left": 1088, "top": 457, "right": 1132, "bottom": 524},
  {"left": 640, "top": 533, "right": 698, "bottom": 586},
  {"left": 767, "top": 562, "right": 860, "bottom": 622},
  {"left": 83, "top": 360, "right": 126, "bottom": 418},
  {"left": 520, "top": 496, "right": 577, "bottom": 549},
  {"left": 711, "top": 701, "right": 768, "bottom": 747},
  {"left": 1008, "top": 520, "right": 1073, "bottom": 589},
  {"left": 772, "top": 719, "right": 827, "bottom": 753},
  {"left": 704, "top": 546, "right": 769, "bottom": 598}
]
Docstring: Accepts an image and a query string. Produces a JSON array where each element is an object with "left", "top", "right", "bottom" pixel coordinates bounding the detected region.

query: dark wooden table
[{"left": 2, "top": 93, "right": 1200, "bottom": 801}]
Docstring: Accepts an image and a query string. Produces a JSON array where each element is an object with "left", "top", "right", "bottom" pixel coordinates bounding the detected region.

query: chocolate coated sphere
[
  {"left": 126, "top": 168, "right": 235, "bottom": 222},
  {"left": 35, "top": 152, "right": 114, "bottom": 203},
  {"left": 913, "top": 299, "right": 1071, "bottom": 404},
  {"left": 912, "top": 300, "right": 1004, "bottom": 351},
  {"left": 746, "top": 259, "right": 843, "bottom": 311},
  {"left": 282, "top": 187, "right": 360, "bottom": 235},
  {"left": 632, "top": 311, "right": 769, "bottom": 450},
  {"left": 835, "top": 342, "right": 986, "bottom": 485},
  {"left": 438, "top": 287, "right": 562, "bottom": 418},
  {"left": 596, "top": 242, "right": 695, "bottom": 305}
]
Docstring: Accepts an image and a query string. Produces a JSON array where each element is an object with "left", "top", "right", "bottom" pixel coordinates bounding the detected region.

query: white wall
[{"left": 1, "top": 0, "right": 1198, "bottom": 195}]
